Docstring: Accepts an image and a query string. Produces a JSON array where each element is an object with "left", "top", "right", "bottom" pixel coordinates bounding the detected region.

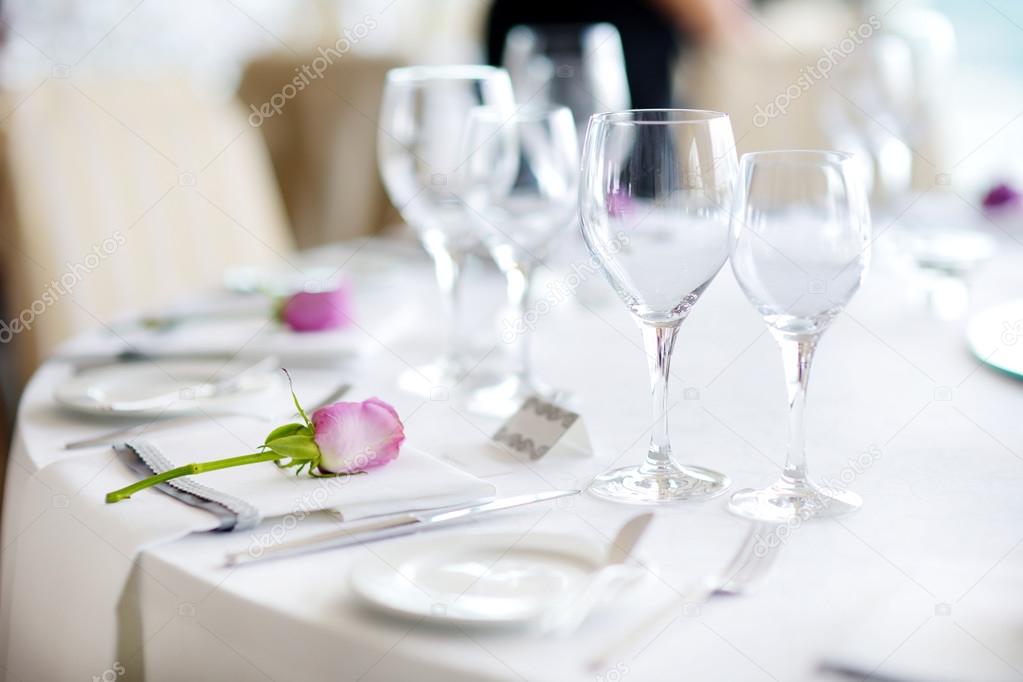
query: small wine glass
[
  {"left": 377, "top": 65, "right": 516, "bottom": 396},
  {"left": 728, "top": 150, "right": 871, "bottom": 522},
  {"left": 579, "top": 109, "right": 738, "bottom": 504},
  {"left": 458, "top": 105, "right": 579, "bottom": 416}
]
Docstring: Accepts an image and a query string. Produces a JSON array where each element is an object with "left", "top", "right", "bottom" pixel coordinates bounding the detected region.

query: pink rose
[
  {"left": 312, "top": 398, "right": 405, "bottom": 474},
  {"left": 607, "top": 188, "right": 634, "bottom": 218},
  {"left": 280, "top": 286, "right": 352, "bottom": 332},
  {"left": 982, "top": 182, "right": 1021, "bottom": 211}
]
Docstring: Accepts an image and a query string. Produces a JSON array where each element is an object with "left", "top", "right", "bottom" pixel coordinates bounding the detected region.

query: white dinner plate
[
  {"left": 349, "top": 532, "right": 607, "bottom": 627},
  {"left": 966, "top": 300, "right": 1023, "bottom": 380},
  {"left": 55, "top": 360, "right": 282, "bottom": 417}
]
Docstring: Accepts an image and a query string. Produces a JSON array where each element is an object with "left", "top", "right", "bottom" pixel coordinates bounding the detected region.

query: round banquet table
[{"left": 2, "top": 230, "right": 1023, "bottom": 682}]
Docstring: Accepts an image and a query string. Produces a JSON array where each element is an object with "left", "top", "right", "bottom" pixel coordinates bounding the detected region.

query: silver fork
[
  {"left": 587, "top": 522, "right": 782, "bottom": 674},
  {"left": 64, "top": 382, "right": 352, "bottom": 450}
]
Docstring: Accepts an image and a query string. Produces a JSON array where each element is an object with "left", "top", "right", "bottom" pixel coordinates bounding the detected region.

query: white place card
[{"left": 491, "top": 396, "right": 591, "bottom": 460}]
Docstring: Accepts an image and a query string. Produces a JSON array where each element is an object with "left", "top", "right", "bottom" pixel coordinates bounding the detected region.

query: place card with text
[{"left": 491, "top": 396, "right": 591, "bottom": 461}]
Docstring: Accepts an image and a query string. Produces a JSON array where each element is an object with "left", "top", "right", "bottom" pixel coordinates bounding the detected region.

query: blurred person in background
[{"left": 486, "top": 0, "right": 749, "bottom": 109}]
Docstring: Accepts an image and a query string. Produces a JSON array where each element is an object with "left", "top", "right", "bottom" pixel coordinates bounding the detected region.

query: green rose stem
[
  {"left": 105, "top": 451, "right": 283, "bottom": 504},
  {"left": 104, "top": 369, "right": 345, "bottom": 505}
]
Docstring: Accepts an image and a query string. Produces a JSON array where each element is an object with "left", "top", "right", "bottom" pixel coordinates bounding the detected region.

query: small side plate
[
  {"left": 55, "top": 360, "right": 280, "bottom": 417},
  {"left": 966, "top": 300, "right": 1023, "bottom": 380},
  {"left": 349, "top": 532, "right": 606, "bottom": 627}
]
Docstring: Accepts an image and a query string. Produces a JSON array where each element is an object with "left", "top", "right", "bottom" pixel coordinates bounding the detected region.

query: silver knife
[
  {"left": 58, "top": 349, "right": 351, "bottom": 373},
  {"left": 225, "top": 489, "right": 580, "bottom": 567}
]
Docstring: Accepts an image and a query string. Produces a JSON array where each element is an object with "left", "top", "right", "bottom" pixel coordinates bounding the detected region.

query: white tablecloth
[{"left": 3, "top": 234, "right": 1023, "bottom": 682}]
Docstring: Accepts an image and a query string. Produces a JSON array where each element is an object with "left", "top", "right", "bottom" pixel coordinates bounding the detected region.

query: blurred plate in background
[{"left": 966, "top": 300, "right": 1023, "bottom": 379}]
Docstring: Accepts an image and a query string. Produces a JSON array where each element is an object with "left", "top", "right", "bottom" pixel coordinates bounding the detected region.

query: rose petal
[
  {"left": 982, "top": 182, "right": 1021, "bottom": 211},
  {"left": 312, "top": 398, "right": 404, "bottom": 473}
]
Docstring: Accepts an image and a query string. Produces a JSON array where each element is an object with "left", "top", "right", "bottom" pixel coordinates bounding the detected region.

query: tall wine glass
[
  {"left": 378, "top": 66, "right": 515, "bottom": 395},
  {"left": 459, "top": 105, "right": 579, "bottom": 415},
  {"left": 502, "top": 23, "right": 630, "bottom": 141},
  {"left": 579, "top": 110, "right": 738, "bottom": 504},
  {"left": 728, "top": 150, "right": 871, "bottom": 522}
]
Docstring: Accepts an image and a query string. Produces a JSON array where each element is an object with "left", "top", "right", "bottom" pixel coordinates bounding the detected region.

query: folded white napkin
[{"left": 120, "top": 415, "right": 495, "bottom": 531}]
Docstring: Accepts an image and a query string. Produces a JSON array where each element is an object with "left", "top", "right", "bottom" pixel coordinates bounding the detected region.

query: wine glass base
[
  {"left": 397, "top": 361, "right": 457, "bottom": 398},
  {"left": 397, "top": 357, "right": 503, "bottom": 399},
  {"left": 461, "top": 374, "right": 569, "bottom": 418},
  {"left": 587, "top": 463, "right": 731, "bottom": 505},
  {"left": 727, "top": 478, "right": 862, "bottom": 523}
]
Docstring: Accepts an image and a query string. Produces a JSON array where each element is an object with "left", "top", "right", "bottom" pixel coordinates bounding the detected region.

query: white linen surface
[
  {"left": 4, "top": 234, "right": 1023, "bottom": 681},
  {"left": 823, "top": 568, "right": 1023, "bottom": 682}
]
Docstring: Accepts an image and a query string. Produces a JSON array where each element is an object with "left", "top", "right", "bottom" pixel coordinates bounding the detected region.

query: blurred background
[{"left": 0, "top": 0, "right": 1020, "bottom": 433}]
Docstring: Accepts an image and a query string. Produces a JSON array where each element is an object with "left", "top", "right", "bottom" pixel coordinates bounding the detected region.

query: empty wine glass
[
  {"left": 728, "top": 150, "right": 871, "bottom": 522},
  {"left": 823, "top": 34, "right": 915, "bottom": 214},
  {"left": 579, "top": 110, "right": 738, "bottom": 504},
  {"left": 502, "top": 23, "right": 630, "bottom": 141},
  {"left": 459, "top": 105, "right": 579, "bottom": 415},
  {"left": 378, "top": 66, "right": 515, "bottom": 395}
]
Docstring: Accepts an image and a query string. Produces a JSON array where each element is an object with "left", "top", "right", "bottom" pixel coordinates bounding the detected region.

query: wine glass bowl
[
  {"left": 579, "top": 109, "right": 738, "bottom": 504},
  {"left": 730, "top": 151, "right": 870, "bottom": 338},
  {"left": 580, "top": 110, "right": 737, "bottom": 324},
  {"left": 461, "top": 105, "right": 579, "bottom": 263},
  {"left": 728, "top": 150, "right": 871, "bottom": 523},
  {"left": 502, "top": 23, "right": 630, "bottom": 140}
]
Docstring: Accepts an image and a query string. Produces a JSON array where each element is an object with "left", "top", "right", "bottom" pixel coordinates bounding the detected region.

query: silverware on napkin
[
  {"left": 224, "top": 489, "right": 581, "bottom": 567},
  {"left": 56, "top": 349, "right": 348, "bottom": 373},
  {"left": 587, "top": 521, "right": 782, "bottom": 673},
  {"left": 65, "top": 381, "right": 351, "bottom": 450}
]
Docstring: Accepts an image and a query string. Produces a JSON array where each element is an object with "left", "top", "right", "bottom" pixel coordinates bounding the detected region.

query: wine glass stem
[
  {"left": 504, "top": 263, "right": 534, "bottom": 384},
  {"left": 430, "top": 247, "right": 467, "bottom": 370},
  {"left": 641, "top": 322, "right": 680, "bottom": 472},
  {"left": 776, "top": 333, "right": 818, "bottom": 485}
]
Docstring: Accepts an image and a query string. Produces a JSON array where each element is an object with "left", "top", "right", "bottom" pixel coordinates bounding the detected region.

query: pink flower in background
[
  {"left": 607, "top": 188, "right": 634, "bottom": 218},
  {"left": 982, "top": 182, "right": 1021, "bottom": 211},
  {"left": 312, "top": 398, "right": 405, "bottom": 474},
  {"left": 279, "top": 286, "right": 352, "bottom": 332}
]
